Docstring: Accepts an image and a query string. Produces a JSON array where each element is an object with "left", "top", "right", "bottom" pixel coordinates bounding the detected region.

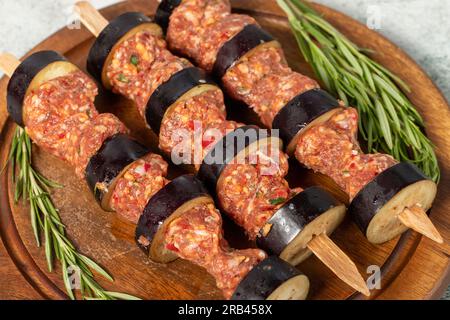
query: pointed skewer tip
[
  {"left": 307, "top": 233, "right": 370, "bottom": 296},
  {"left": 398, "top": 206, "right": 444, "bottom": 244}
]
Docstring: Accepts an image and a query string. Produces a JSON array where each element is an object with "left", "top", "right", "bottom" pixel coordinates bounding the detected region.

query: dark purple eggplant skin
[
  {"left": 232, "top": 256, "right": 303, "bottom": 300},
  {"left": 146, "top": 67, "right": 217, "bottom": 134},
  {"left": 155, "top": 0, "right": 181, "bottom": 33},
  {"left": 349, "top": 162, "right": 430, "bottom": 233},
  {"left": 256, "top": 186, "right": 341, "bottom": 256},
  {"left": 85, "top": 134, "right": 150, "bottom": 204},
  {"left": 272, "top": 89, "right": 340, "bottom": 147},
  {"left": 213, "top": 24, "right": 274, "bottom": 79},
  {"left": 135, "top": 174, "right": 211, "bottom": 254},
  {"left": 197, "top": 125, "right": 271, "bottom": 194},
  {"left": 7, "top": 51, "right": 67, "bottom": 127},
  {"left": 87, "top": 12, "right": 153, "bottom": 83}
]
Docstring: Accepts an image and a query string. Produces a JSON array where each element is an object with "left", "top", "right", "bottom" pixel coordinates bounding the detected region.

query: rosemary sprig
[
  {"left": 277, "top": 0, "right": 440, "bottom": 182},
  {"left": 7, "top": 127, "right": 139, "bottom": 300}
]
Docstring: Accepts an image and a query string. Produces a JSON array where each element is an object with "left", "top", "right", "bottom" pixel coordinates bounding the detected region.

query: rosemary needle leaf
[
  {"left": 78, "top": 254, "right": 114, "bottom": 282},
  {"left": 61, "top": 256, "right": 76, "bottom": 300},
  {"left": 44, "top": 217, "right": 53, "bottom": 272},
  {"left": 104, "top": 291, "right": 141, "bottom": 300}
]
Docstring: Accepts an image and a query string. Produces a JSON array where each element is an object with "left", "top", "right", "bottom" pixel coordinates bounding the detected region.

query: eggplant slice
[
  {"left": 198, "top": 125, "right": 283, "bottom": 194},
  {"left": 349, "top": 162, "right": 437, "bottom": 244},
  {"left": 155, "top": 0, "right": 181, "bottom": 33},
  {"left": 232, "top": 256, "right": 309, "bottom": 300},
  {"left": 87, "top": 12, "right": 162, "bottom": 88},
  {"left": 85, "top": 134, "right": 150, "bottom": 210},
  {"left": 272, "top": 89, "right": 342, "bottom": 154},
  {"left": 146, "top": 67, "right": 217, "bottom": 134},
  {"left": 135, "top": 174, "right": 213, "bottom": 263},
  {"left": 257, "top": 187, "right": 346, "bottom": 266},
  {"left": 7, "top": 51, "right": 76, "bottom": 127},
  {"left": 213, "top": 24, "right": 275, "bottom": 79}
]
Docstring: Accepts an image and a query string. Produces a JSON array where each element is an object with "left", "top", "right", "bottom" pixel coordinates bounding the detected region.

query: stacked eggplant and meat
[
  {"left": 82, "top": 11, "right": 374, "bottom": 296},
  {"left": 156, "top": 0, "right": 441, "bottom": 245},
  {"left": 5, "top": 51, "right": 311, "bottom": 300}
]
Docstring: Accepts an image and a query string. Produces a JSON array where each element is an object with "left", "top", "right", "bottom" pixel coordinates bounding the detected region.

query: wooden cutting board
[{"left": 0, "top": 0, "right": 449, "bottom": 300}]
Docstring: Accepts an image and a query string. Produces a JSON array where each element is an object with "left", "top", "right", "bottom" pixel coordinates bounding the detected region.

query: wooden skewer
[
  {"left": 0, "top": 53, "right": 21, "bottom": 77},
  {"left": 74, "top": 1, "right": 108, "bottom": 37},
  {"left": 307, "top": 233, "right": 370, "bottom": 296},
  {"left": 399, "top": 205, "right": 443, "bottom": 244},
  {"left": 75, "top": 2, "right": 372, "bottom": 296}
]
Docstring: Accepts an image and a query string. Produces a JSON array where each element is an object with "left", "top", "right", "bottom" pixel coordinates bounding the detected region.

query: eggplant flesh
[
  {"left": 85, "top": 134, "right": 150, "bottom": 210},
  {"left": 198, "top": 125, "right": 283, "bottom": 194},
  {"left": 7, "top": 51, "right": 73, "bottom": 127},
  {"left": 232, "top": 256, "right": 309, "bottom": 300},
  {"left": 87, "top": 12, "right": 162, "bottom": 88},
  {"left": 349, "top": 162, "right": 437, "bottom": 244},
  {"left": 135, "top": 174, "right": 213, "bottom": 263},
  {"left": 146, "top": 67, "right": 217, "bottom": 134},
  {"left": 213, "top": 24, "right": 275, "bottom": 79},
  {"left": 257, "top": 186, "right": 346, "bottom": 266},
  {"left": 271, "top": 89, "right": 342, "bottom": 155},
  {"left": 155, "top": 0, "right": 181, "bottom": 33}
]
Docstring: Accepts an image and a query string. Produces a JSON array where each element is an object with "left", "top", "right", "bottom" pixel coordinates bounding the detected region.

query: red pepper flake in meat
[
  {"left": 106, "top": 30, "right": 192, "bottom": 118},
  {"left": 217, "top": 146, "right": 297, "bottom": 239},
  {"left": 23, "top": 71, "right": 99, "bottom": 168},
  {"left": 110, "top": 153, "right": 169, "bottom": 223}
]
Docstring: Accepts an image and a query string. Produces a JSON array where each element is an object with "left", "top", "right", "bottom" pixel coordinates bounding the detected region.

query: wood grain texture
[
  {"left": 0, "top": 0, "right": 448, "bottom": 300},
  {"left": 0, "top": 238, "right": 42, "bottom": 300}
]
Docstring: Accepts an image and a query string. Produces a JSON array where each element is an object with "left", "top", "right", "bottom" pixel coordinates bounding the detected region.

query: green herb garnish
[
  {"left": 6, "top": 127, "right": 139, "bottom": 300},
  {"left": 118, "top": 73, "right": 129, "bottom": 83},
  {"left": 269, "top": 197, "right": 286, "bottom": 205},
  {"left": 277, "top": 0, "right": 440, "bottom": 182},
  {"left": 130, "top": 55, "right": 139, "bottom": 66}
]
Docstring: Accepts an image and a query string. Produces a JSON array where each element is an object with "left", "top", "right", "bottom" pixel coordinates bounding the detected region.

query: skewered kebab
[
  {"left": 0, "top": 51, "right": 310, "bottom": 300},
  {"left": 156, "top": 0, "right": 443, "bottom": 245},
  {"left": 75, "top": 2, "right": 370, "bottom": 295}
]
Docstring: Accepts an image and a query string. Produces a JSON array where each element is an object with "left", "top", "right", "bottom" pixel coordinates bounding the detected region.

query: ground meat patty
[
  {"left": 75, "top": 113, "right": 129, "bottom": 177},
  {"left": 197, "top": 14, "right": 257, "bottom": 72},
  {"left": 167, "top": 0, "right": 230, "bottom": 59},
  {"left": 248, "top": 72, "right": 319, "bottom": 127},
  {"left": 110, "top": 153, "right": 169, "bottom": 223},
  {"left": 202, "top": 119, "right": 243, "bottom": 163},
  {"left": 164, "top": 202, "right": 267, "bottom": 299},
  {"left": 221, "top": 44, "right": 319, "bottom": 127},
  {"left": 106, "top": 31, "right": 191, "bottom": 117},
  {"left": 50, "top": 113, "right": 91, "bottom": 168},
  {"left": 222, "top": 45, "right": 289, "bottom": 101},
  {"left": 217, "top": 146, "right": 296, "bottom": 239},
  {"left": 142, "top": 53, "right": 192, "bottom": 113},
  {"left": 23, "top": 70, "right": 98, "bottom": 122},
  {"left": 296, "top": 108, "right": 398, "bottom": 200},
  {"left": 158, "top": 88, "right": 227, "bottom": 165},
  {"left": 23, "top": 71, "right": 98, "bottom": 166}
]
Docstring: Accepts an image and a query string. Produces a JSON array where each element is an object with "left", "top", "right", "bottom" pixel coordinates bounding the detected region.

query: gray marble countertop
[{"left": 0, "top": 0, "right": 448, "bottom": 299}]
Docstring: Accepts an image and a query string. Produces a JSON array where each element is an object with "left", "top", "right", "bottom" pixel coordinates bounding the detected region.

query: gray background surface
[{"left": 0, "top": 0, "right": 448, "bottom": 299}]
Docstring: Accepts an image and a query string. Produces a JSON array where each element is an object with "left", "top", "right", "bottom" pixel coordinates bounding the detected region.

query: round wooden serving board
[{"left": 0, "top": 0, "right": 449, "bottom": 300}]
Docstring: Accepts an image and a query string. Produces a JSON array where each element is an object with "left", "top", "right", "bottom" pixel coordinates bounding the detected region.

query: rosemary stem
[{"left": 277, "top": 0, "right": 440, "bottom": 182}]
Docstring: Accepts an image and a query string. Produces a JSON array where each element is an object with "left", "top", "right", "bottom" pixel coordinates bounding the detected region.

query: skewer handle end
[
  {"left": 0, "top": 53, "right": 20, "bottom": 78},
  {"left": 74, "top": 1, "right": 109, "bottom": 37}
]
